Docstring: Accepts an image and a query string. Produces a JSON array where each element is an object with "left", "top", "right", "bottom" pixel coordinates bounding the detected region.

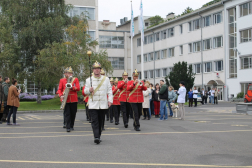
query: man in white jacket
[
  {"left": 84, "top": 61, "right": 113, "bottom": 144},
  {"left": 177, "top": 81, "right": 186, "bottom": 120}
]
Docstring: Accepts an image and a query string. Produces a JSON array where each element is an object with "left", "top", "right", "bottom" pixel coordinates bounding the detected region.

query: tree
[
  {"left": 165, "top": 61, "right": 195, "bottom": 93},
  {"left": 181, "top": 7, "right": 194, "bottom": 16},
  {"left": 149, "top": 15, "right": 164, "bottom": 27}
]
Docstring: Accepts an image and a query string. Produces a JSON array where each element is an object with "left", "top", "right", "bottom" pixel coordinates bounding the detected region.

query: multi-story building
[{"left": 223, "top": 0, "right": 252, "bottom": 99}]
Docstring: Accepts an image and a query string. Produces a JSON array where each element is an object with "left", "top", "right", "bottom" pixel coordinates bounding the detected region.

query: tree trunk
[{"left": 37, "top": 81, "right": 42, "bottom": 104}]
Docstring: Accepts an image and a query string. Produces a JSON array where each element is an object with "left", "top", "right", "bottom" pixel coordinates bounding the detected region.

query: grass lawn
[{"left": 18, "top": 98, "right": 86, "bottom": 111}]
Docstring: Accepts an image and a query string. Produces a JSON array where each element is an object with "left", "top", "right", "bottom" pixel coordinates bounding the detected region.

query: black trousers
[
  {"left": 112, "top": 105, "right": 120, "bottom": 123},
  {"left": 143, "top": 108, "right": 150, "bottom": 119},
  {"left": 109, "top": 106, "right": 113, "bottom": 121},
  {"left": 120, "top": 102, "right": 131, "bottom": 126},
  {"left": 89, "top": 109, "right": 106, "bottom": 139},
  {"left": 65, "top": 102, "right": 77, "bottom": 129},
  {"left": 205, "top": 96, "right": 208, "bottom": 104},
  {"left": 214, "top": 97, "right": 218, "bottom": 104},
  {"left": 84, "top": 103, "right": 90, "bottom": 120},
  {"left": 102, "top": 109, "right": 109, "bottom": 129},
  {"left": 7, "top": 106, "right": 18, "bottom": 124},
  {"left": 189, "top": 98, "right": 193, "bottom": 107},
  {"left": 63, "top": 108, "right": 66, "bottom": 125},
  {"left": 0, "top": 104, "right": 3, "bottom": 121},
  {"left": 130, "top": 103, "right": 142, "bottom": 128},
  {"left": 194, "top": 98, "right": 197, "bottom": 107},
  {"left": 2, "top": 102, "right": 10, "bottom": 121}
]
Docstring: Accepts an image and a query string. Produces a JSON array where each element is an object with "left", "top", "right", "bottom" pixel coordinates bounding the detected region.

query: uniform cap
[
  {"left": 92, "top": 61, "right": 102, "bottom": 69},
  {"left": 132, "top": 69, "right": 139, "bottom": 77}
]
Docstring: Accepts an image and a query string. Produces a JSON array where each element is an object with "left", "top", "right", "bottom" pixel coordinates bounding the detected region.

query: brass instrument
[
  {"left": 139, "top": 81, "right": 143, "bottom": 86},
  {"left": 60, "top": 76, "right": 73, "bottom": 110}
]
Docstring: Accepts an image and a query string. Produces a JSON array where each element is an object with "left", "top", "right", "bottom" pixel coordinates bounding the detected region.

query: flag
[
  {"left": 139, "top": 0, "right": 144, "bottom": 41},
  {"left": 131, "top": 2, "right": 135, "bottom": 37}
]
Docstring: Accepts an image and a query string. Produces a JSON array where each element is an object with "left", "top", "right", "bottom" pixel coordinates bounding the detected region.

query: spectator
[
  {"left": 208, "top": 90, "right": 212, "bottom": 104},
  {"left": 149, "top": 83, "right": 154, "bottom": 117},
  {"left": 158, "top": 80, "right": 168, "bottom": 121},
  {"left": 1, "top": 77, "right": 10, "bottom": 122},
  {"left": 201, "top": 88, "right": 206, "bottom": 105},
  {"left": 177, "top": 81, "right": 187, "bottom": 120},
  {"left": 167, "top": 86, "right": 177, "bottom": 117},
  {"left": 152, "top": 83, "right": 160, "bottom": 118},
  {"left": 7, "top": 78, "right": 21, "bottom": 126},
  {"left": 142, "top": 82, "right": 151, "bottom": 120},
  {"left": 188, "top": 88, "right": 193, "bottom": 107},
  {"left": 204, "top": 89, "right": 208, "bottom": 104},
  {"left": 214, "top": 88, "right": 218, "bottom": 104},
  {"left": 193, "top": 87, "right": 198, "bottom": 107},
  {"left": 210, "top": 88, "right": 215, "bottom": 105},
  {"left": 0, "top": 76, "right": 3, "bottom": 124}
]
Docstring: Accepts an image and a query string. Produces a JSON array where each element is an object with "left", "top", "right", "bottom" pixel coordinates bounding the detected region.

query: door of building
[{"left": 217, "top": 87, "right": 223, "bottom": 100}]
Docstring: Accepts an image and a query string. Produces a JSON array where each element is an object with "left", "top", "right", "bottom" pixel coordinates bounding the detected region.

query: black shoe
[
  {"left": 110, "top": 120, "right": 113, "bottom": 123},
  {"left": 86, "top": 118, "right": 89, "bottom": 121},
  {"left": 94, "top": 138, "right": 100, "bottom": 144},
  {"left": 70, "top": 128, "right": 74, "bottom": 131},
  {"left": 102, "top": 128, "right": 105, "bottom": 131},
  {"left": 142, "top": 118, "right": 146, "bottom": 120},
  {"left": 89, "top": 120, "right": 92, "bottom": 123},
  {"left": 135, "top": 127, "right": 141, "bottom": 131},
  {"left": 0, "top": 121, "right": 2, "bottom": 124},
  {"left": 115, "top": 122, "right": 119, "bottom": 125},
  {"left": 67, "top": 129, "right": 70, "bottom": 132},
  {"left": 124, "top": 124, "right": 128, "bottom": 128},
  {"left": 106, "top": 118, "right": 109, "bottom": 121},
  {"left": 63, "top": 125, "right": 66, "bottom": 128}
]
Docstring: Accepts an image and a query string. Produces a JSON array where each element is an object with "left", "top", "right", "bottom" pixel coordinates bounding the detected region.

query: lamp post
[
  {"left": 198, "top": 13, "right": 204, "bottom": 90},
  {"left": 153, "top": 31, "right": 156, "bottom": 85},
  {"left": 87, "top": 50, "right": 93, "bottom": 101}
]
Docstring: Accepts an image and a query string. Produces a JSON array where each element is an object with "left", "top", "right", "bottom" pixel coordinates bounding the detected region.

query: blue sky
[{"left": 99, "top": 0, "right": 213, "bottom": 25}]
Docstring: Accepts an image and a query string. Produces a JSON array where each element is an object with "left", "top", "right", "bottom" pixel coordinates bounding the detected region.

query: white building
[{"left": 224, "top": 0, "right": 252, "bottom": 99}]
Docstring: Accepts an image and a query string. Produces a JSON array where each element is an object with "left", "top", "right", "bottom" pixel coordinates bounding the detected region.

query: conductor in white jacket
[
  {"left": 177, "top": 81, "right": 186, "bottom": 120},
  {"left": 84, "top": 61, "right": 113, "bottom": 144}
]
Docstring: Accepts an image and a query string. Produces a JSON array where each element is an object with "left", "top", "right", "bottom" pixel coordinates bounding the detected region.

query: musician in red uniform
[
  {"left": 58, "top": 67, "right": 80, "bottom": 132},
  {"left": 108, "top": 77, "right": 114, "bottom": 123},
  {"left": 57, "top": 68, "right": 68, "bottom": 128},
  {"left": 112, "top": 78, "right": 120, "bottom": 125},
  {"left": 82, "top": 85, "right": 90, "bottom": 122},
  {"left": 117, "top": 71, "right": 131, "bottom": 128},
  {"left": 127, "top": 69, "right": 147, "bottom": 131}
]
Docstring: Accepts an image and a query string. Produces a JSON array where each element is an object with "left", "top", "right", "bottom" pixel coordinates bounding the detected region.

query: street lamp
[
  {"left": 87, "top": 50, "right": 93, "bottom": 101},
  {"left": 198, "top": 13, "right": 204, "bottom": 90},
  {"left": 152, "top": 31, "right": 156, "bottom": 85}
]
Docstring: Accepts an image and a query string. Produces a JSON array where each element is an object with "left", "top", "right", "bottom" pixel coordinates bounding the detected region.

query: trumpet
[{"left": 139, "top": 82, "right": 143, "bottom": 86}]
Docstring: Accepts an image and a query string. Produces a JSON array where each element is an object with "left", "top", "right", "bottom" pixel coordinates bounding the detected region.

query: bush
[
  {"left": 237, "top": 92, "right": 244, "bottom": 99},
  {"left": 19, "top": 93, "right": 55, "bottom": 101}
]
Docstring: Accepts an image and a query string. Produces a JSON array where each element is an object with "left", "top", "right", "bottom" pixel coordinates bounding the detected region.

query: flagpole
[
  {"left": 131, "top": 1, "right": 134, "bottom": 77},
  {"left": 139, "top": 0, "right": 144, "bottom": 80},
  {"left": 141, "top": 35, "right": 144, "bottom": 80}
]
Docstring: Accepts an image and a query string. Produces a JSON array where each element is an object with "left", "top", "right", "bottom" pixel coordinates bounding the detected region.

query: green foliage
[
  {"left": 149, "top": 15, "right": 164, "bottom": 27},
  {"left": 165, "top": 61, "right": 195, "bottom": 93},
  {"left": 202, "top": 0, "right": 222, "bottom": 7},
  {"left": 181, "top": 7, "right": 194, "bottom": 16},
  {"left": 237, "top": 92, "right": 245, "bottom": 99}
]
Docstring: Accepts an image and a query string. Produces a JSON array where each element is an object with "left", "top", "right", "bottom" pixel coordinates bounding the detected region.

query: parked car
[{"left": 197, "top": 93, "right": 202, "bottom": 102}]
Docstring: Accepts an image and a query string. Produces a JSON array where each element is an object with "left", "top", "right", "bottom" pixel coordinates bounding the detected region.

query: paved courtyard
[{"left": 1, "top": 102, "right": 252, "bottom": 168}]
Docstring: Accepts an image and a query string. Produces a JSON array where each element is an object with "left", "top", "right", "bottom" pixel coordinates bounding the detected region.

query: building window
[
  {"left": 203, "top": 39, "right": 211, "bottom": 50},
  {"left": 213, "top": 36, "right": 223, "bottom": 48},
  {"left": 155, "top": 32, "right": 160, "bottom": 41},
  {"left": 240, "top": 2, "right": 252, "bottom": 17},
  {"left": 205, "top": 62, "right": 212, "bottom": 72},
  {"left": 149, "top": 70, "right": 154, "bottom": 78},
  {"left": 161, "top": 49, "right": 167, "bottom": 59},
  {"left": 88, "top": 31, "right": 96, "bottom": 41},
  {"left": 163, "top": 68, "right": 167, "bottom": 77},
  {"left": 180, "top": 45, "right": 183, "bottom": 55},
  {"left": 156, "top": 69, "right": 160, "bottom": 77},
  {"left": 137, "top": 38, "right": 141, "bottom": 47},
  {"left": 145, "top": 22, "right": 149, "bottom": 27},
  {"left": 144, "top": 54, "right": 148, "bottom": 62},
  {"left": 168, "top": 28, "right": 174, "bottom": 37},
  {"left": 137, "top": 55, "right": 141, "bottom": 64},
  {"left": 144, "top": 36, "right": 148, "bottom": 45},
  {"left": 108, "top": 57, "right": 124, "bottom": 69},
  {"left": 168, "top": 48, "right": 174, "bottom": 57},
  {"left": 139, "top": 72, "right": 141, "bottom": 80},
  {"left": 194, "top": 64, "right": 201, "bottom": 74},
  {"left": 240, "top": 29, "right": 252, "bottom": 43},
  {"left": 99, "top": 36, "right": 124, "bottom": 49},
  {"left": 193, "top": 19, "right": 200, "bottom": 30},
  {"left": 188, "top": 43, "right": 192, "bottom": 53},
  {"left": 188, "top": 22, "right": 192, "bottom": 31},
  {"left": 215, "top": 60, "right": 223, "bottom": 71},
  {"left": 203, "top": 15, "right": 211, "bottom": 27},
  {"left": 144, "top": 71, "right": 148, "bottom": 79},
  {"left": 148, "top": 52, "right": 154, "bottom": 61},
  {"left": 169, "top": 67, "right": 173, "bottom": 74},
  {"left": 193, "top": 41, "right": 201, "bottom": 52},
  {"left": 68, "top": 7, "right": 95, "bottom": 20},
  {"left": 148, "top": 35, "right": 153, "bottom": 43},
  {"left": 180, "top": 25, "right": 183, "bottom": 34},
  {"left": 161, "top": 30, "right": 167, "bottom": 40},
  {"left": 241, "top": 57, "right": 252, "bottom": 69},
  {"left": 154, "top": 51, "right": 160, "bottom": 60},
  {"left": 213, "top": 12, "right": 222, "bottom": 24}
]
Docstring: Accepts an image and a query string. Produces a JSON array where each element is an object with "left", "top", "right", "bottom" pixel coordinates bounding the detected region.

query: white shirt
[
  {"left": 177, "top": 86, "right": 186, "bottom": 103},
  {"left": 193, "top": 89, "right": 198, "bottom": 99},
  {"left": 211, "top": 90, "right": 215, "bottom": 96},
  {"left": 84, "top": 76, "right": 113, "bottom": 109}
]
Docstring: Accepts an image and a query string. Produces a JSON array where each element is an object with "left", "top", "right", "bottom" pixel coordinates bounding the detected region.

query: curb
[{"left": 18, "top": 109, "right": 86, "bottom": 114}]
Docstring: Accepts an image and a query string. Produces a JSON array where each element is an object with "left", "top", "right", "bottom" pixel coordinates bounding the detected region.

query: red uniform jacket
[
  {"left": 112, "top": 85, "right": 120, "bottom": 105},
  {"left": 117, "top": 80, "right": 130, "bottom": 102},
  {"left": 57, "top": 78, "right": 66, "bottom": 102},
  {"left": 58, "top": 77, "right": 80, "bottom": 103},
  {"left": 82, "top": 86, "right": 89, "bottom": 103},
  {"left": 126, "top": 80, "right": 147, "bottom": 103}
]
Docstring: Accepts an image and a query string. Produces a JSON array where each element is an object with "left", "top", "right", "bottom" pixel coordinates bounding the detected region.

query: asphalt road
[{"left": 1, "top": 102, "right": 252, "bottom": 168}]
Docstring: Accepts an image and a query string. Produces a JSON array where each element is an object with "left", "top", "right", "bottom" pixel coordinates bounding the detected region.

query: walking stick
[{"left": 87, "top": 51, "right": 93, "bottom": 101}]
